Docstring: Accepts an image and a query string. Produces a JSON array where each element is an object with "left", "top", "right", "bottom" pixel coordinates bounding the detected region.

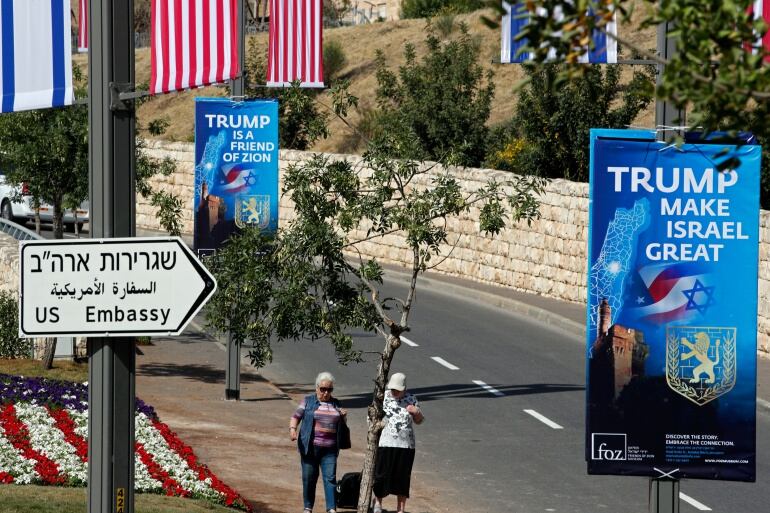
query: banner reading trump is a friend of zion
[
  {"left": 586, "top": 129, "right": 760, "bottom": 482},
  {"left": 193, "top": 98, "right": 279, "bottom": 253}
]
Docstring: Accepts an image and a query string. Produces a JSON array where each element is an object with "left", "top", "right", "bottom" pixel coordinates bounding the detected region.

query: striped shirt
[{"left": 293, "top": 399, "right": 341, "bottom": 448}]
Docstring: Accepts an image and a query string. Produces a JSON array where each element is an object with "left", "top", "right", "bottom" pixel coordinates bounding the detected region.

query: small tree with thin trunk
[{"left": 205, "top": 126, "right": 545, "bottom": 512}]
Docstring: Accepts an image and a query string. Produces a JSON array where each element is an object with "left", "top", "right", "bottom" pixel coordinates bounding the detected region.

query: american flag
[
  {"left": 629, "top": 263, "right": 713, "bottom": 324},
  {"left": 266, "top": 0, "right": 324, "bottom": 88},
  {"left": 500, "top": 1, "right": 617, "bottom": 64},
  {"left": 150, "top": 0, "right": 240, "bottom": 95},
  {"left": 0, "top": 0, "right": 73, "bottom": 113},
  {"left": 77, "top": 0, "right": 87, "bottom": 53}
]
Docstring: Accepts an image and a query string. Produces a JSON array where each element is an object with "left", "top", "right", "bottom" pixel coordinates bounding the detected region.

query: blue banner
[
  {"left": 193, "top": 98, "right": 279, "bottom": 252},
  {"left": 586, "top": 129, "right": 760, "bottom": 481}
]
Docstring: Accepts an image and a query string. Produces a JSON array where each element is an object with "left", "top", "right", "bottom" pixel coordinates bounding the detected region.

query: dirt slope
[{"left": 76, "top": 7, "right": 655, "bottom": 154}]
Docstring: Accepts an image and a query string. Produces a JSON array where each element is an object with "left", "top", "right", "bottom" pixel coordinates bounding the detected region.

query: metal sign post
[
  {"left": 652, "top": 21, "right": 682, "bottom": 510},
  {"left": 650, "top": 478, "right": 680, "bottom": 513},
  {"left": 655, "top": 21, "right": 683, "bottom": 141},
  {"left": 225, "top": 0, "right": 248, "bottom": 400},
  {"left": 88, "top": 1, "right": 136, "bottom": 512}
]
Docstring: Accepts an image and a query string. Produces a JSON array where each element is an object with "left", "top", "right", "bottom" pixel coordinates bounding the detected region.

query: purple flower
[{"left": 0, "top": 373, "right": 156, "bottom": 418}]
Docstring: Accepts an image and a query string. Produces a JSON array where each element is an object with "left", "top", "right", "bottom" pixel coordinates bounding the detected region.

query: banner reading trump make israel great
[
  {"left": 194, "top": 98, "right": 279, "bottom": 253},
  {"left": 586, "top": 129, "right": 760, "bottom": 482}
]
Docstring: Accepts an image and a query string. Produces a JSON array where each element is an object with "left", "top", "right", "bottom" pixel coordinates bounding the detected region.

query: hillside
[{"left": 75, "top": 8, "right": 656, "bottom": 155}]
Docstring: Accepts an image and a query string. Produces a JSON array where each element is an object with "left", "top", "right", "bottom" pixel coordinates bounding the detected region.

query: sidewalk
[{"left": 134, "top": 322, "right": 445, "bottom": 513}]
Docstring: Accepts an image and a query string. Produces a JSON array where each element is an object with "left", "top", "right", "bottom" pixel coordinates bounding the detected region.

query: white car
[{"left": 0, "top": 172, "right": 89, "bottom": 231}]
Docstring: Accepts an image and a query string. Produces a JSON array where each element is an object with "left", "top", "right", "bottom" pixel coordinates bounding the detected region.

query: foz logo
[{"left": 591, "top": 433, "right": 627, "bottom": 461}]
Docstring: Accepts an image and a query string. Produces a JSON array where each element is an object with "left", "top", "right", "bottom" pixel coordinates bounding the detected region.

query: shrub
[
  {"left": 323, "top": 39, "right": 348, "bottom": 85},
  {"left": 507, "top": 63, "right": 654, "bottom": 182},
  {"left": 374, "top": 22, "right": 494, "bottom": 166},
  {"left": 0, "top": 291, "right": 31, "bottom": 359}
]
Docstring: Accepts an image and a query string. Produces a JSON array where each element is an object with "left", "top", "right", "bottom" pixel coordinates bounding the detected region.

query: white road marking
[
  {"left": 473, "top": 380, "right": 504, "bottom": 397},
  {"left": 431, "top": 356, "right": 459, "bottom": 370},
  {"left": 523, "top": 409, "right": 564, "bottom": 429},
  {"left": 679, "top": 492, "right": 711, "bottom": 511},
  {"left": 401, "top": 336, "right": 419, "bottom": 347}
]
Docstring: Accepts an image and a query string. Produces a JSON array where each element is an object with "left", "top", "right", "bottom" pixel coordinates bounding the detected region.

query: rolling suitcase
[{"left": 335, "top": 471, "right": 361, "bottom": 510}]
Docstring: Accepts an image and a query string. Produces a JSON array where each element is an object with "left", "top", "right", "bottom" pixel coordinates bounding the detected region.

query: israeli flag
[
  {"left": 501, "top": 1, "right": 617, "bottom": 64},
  {"left": 0, "top": 0, "right": 73, "bottom": 113}
]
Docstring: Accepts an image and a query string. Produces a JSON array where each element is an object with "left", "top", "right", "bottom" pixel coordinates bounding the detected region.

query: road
[
  {"left": 27, "top": 220, "right": 770, "bottom": 511},
  {"left": 257, "top": 272, "right": 770, "bottom": 513}
]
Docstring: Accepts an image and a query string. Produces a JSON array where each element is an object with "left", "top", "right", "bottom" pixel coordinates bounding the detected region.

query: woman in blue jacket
[{"left": 289, "top": 371, "right": 348, "bottom": 513}]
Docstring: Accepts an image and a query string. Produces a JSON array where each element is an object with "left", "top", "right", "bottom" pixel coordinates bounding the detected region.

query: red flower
[
  {"left": 0, "top": 471, "right": 14, "bottom": 484},
  {"left": 135, "top": 442, "right": 190, "bottom": 498},
  {"left": 0, "top": 404, "right": 65, "bottom": 485},
  {"left": 47, "top": 406, "right": 88, "bottom": 462},
  {"left": 150, "top": 418, "right": 252, "bottom": 512}
]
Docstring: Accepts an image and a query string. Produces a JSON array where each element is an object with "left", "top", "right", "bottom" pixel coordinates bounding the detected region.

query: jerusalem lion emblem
[
  {"left": 666, "top": 326, "right": 736, "bottom": 406},
  {"left": 235, "top": 194, "right": 271, "bottom": 229}
]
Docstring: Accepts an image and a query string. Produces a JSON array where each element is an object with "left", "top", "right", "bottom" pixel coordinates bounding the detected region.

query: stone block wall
[
  {"left": 123, "top": 141, "right": 770, "bottom": 354},
  {"left": 0, "top": 234, "right": 19, "bottom": 294},
  {"left": 136, "top": 141, "right": 197, "bottom": 235}
]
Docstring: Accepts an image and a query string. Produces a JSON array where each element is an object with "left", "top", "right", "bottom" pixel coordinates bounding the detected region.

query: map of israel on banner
[
  {"left": 0, "top": 0, "right": 73, "bottom": 113},
  {"left": 501, "top": 1, "right": 617, "bottom": 63},
  {"left": 193, "top": 98, "right": 279, "bottom": 253},
  {"left": 586, "top": 129, "right": 761, "bottom": 482}
]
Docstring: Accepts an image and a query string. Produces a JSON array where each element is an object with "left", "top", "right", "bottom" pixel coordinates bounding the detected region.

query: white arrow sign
[{"left": 19, "top": 237, "right": 217, "bottom": 337}]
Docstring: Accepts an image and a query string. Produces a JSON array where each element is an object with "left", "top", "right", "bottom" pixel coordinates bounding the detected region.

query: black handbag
[{"left": 337, "top": 408, "right": 352, "bottom": 449}]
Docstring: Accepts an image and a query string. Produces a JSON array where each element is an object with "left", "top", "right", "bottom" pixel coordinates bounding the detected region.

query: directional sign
[{"left": 19, "top": 237, "right": 217, "bottom": 337}]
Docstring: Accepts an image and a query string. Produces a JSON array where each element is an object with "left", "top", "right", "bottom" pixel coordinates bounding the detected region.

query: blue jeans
[{"left": 301, "top": 445, "right": 338, "bottom": 511}]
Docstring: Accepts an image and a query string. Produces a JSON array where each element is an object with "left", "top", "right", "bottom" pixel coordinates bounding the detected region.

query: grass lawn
[
  {"left": 0, "top": 484, "right": 240, "bottom": 512},
  {"left": 0, "top": 358, "right": 88, "bottom": 383}
]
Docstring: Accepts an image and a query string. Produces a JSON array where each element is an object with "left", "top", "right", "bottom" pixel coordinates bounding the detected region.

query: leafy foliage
[
  {"left": 401, "top": 0, "right": 486, "bottom": 18},
  {"left": 0, "top": 291, "right": 30, "bottom": 359},
  {"left": 498, "top": 63, "right": 654, "bottom": 181},
  {"left": 135, "top": 101, "right": 183, "bottom": 236},
  {"left": 510, "top": 0, "right": 770, "bottom": 139},
  {"left": 323, "top": 39, "right": 348, "bottom": 85},
  {"left": 374, "top": 22, "right": 494, "bottom": 166},
  {"left": 0, "top": 67, "right": 89, "bottom": 239}
]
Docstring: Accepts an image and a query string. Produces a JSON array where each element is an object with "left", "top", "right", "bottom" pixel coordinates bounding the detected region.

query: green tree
[
  {"left": 494, "top": 62, "right": 654, "bottom": 181},
  {"left": 492, "top": 0, "right": 770, "bottom": 138},
  {"left": 205, "top": 126, "right": 545, "bottom": 513},
  {"left": 482, "top": 0, "right": 770, "bottom": 204},
  {"left": 0, "top": 291, "right": 31, "bottom": 359},
  {"left": 374, "top": 22, "right": 495, "bottom": 166},
  {"left": 0, "top": 67, "right": 89, "bottom": 239}
]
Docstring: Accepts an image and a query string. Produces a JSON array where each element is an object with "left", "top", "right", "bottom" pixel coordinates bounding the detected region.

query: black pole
[
  {"left": 649, "top": 478, "right": 680, "bottom": 513},
  {"left": 655, "top": 21, "right": 684, "bottom": 141},
  {"left": 88, "top": 1, "right": 136, "bottom": 512},
  {"left": 224, "top": 0, "right": 247, "bottom": 401}
]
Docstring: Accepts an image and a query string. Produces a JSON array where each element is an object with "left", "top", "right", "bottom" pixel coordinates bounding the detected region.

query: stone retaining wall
[
  {"left": 31, "top": 140, "right": 770, "bottom": 354},
  {"left": 0, "top": 234, "right": 18, "bottom": 294}
]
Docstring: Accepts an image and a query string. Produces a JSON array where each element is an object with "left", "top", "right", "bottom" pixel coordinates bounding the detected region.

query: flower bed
[{"left": 0, "top": 373, "right": 251, "bottom": 511}]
